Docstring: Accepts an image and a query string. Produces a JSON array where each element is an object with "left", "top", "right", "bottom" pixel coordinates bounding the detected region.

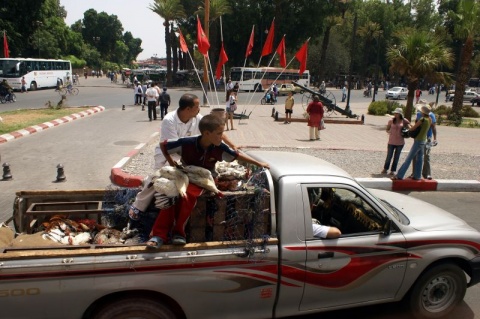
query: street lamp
[
  {"left": 36, "top": 21, "right": 43, "bottom": 58},
  {"left": 372, "top": 36, "right": 381, "bottom": 102}
]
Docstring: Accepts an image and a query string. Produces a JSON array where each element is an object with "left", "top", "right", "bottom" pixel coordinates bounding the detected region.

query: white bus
[
  {"left": 230, "top": 67, "right": 310, "bottom": 92},
  {"left": 0, "top": 58, "right": 72, "bottom": 91}
]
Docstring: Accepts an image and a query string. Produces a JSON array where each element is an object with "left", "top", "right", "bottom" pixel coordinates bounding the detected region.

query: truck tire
[
  {"left": 92, "top": 297, "right": 177, "bottom": 319},
  {"left": 30, "top": 82, "right": 37, "bottom": 91},
  {"left": 408, "top": 263, "right": 466, "bottom": 319}
]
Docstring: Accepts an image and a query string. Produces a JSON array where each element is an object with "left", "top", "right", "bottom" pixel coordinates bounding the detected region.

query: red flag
[
  {"left": 276, "top": 36, "right": 286, "bottom": 68},
  {"left": 178, "top": 29, "right": 188, "bottom": 53},
  {"left": 3, "top": 31, "right": 9, "bottom": 58},
  {"left": 215, "top": 43, "right": 228, "bottom": 80},
  {"left": 245, "top": 25, "right": 255, "bottom": 58},
  {"left": 261, "top": 19, "right": 275, "bottom": 57},
  {"left": 197, "top": 16, "right": 210, "bottom": 56},
  {"left": 295, "top": 40, "right": 309, "bottom": 75}
]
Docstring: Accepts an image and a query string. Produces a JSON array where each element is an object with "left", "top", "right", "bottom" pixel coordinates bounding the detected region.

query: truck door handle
[{"left": 318, "top": 252, "right": 334, "bottom": 259}]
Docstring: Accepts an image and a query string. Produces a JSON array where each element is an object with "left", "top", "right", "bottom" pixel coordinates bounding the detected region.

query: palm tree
[
  {"left": 149, "top": 0, "right": 186, "bottom": 85},
  {"left": 357, "top": 21, "right": 383, "bottom": 81},
  {"left": 386, "top": 30, "right": 453, "bottom": 121},
  {"left": 197, "top": 0, "right": 232, "bottom": 67},
  {"left": 450, "top": 0, "right": 480, "bottom": 119}
]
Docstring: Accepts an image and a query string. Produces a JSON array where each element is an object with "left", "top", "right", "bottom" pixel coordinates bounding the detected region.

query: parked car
[
  {"left": 385, "top": 87, "right": 408, "bottom": 100},
  {"left": 448, "top": 90, "right": 480, "bottom": 102},
  {"left": 278, "top": 83, "right": 303, "bottom": 96}
]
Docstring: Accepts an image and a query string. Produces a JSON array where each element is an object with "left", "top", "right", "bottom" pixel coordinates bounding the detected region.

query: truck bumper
[{"left": 468, "top": 256, "right": 480, "bottom": 287}]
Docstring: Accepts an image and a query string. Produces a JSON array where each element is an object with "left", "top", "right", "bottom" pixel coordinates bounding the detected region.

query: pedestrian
[
  {"left": 21, "top": 77, "right": 27, "bottom": 93},
  {"left": 382, "top": 108, "right": 410, "bottom": 176},
  {"left": 225, "top": 90, "right": 236, "bottom": 130},
  {"left": 306, "top": 95, "right": 324, "bottom": 141},
  {"left": 284, "top": 91, "right": 294, "bottom": 124},
  {"left": 145, "top": 114, "right": 269, "bottom": 249},
  {"left": 135, "top": 83, "right": 143, "bottom": 106},
  {"left": 159, "top": 87, "right": 171, "bottom": 120},
  {"left": 410, "top": 101, "right": 438, "bottom": 180},
  {"left": 142, "top": 82, "right": 148, "bottom": 106},
  {"left": 145, "top": 83, "right": 159, "bottom": 121},
  {"left": 233, "top": 82, "right": 239, "bottom": 93},
  {"left": 415, "top": 88, "right": 422, "bottom": 104},
  {"left": 226, "top": 79, "right": 234, "bottom": 91},
  {"left": 391, "top": 104, "right": 432, "bottom": 180},
  {"left": 319, "top": 81, "right": 326, "bottom": 94},
  {"left": 127, "top": 94, "right": 237, "bottom": 223},
  {"left": 341, "top": 85, "right": 346, "bottom": 102}
]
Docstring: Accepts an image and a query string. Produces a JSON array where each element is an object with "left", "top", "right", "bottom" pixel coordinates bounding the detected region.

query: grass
[{"left": 0, "top": 107, "right": 91, "bottom": 135}]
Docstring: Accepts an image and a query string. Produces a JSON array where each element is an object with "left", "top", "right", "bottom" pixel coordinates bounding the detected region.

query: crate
[{"left": 25, "top": 201, "right": 103, "bottom": 233}]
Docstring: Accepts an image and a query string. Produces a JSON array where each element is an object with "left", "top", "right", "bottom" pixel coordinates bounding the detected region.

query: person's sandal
[
  {"left": 128, "top": 205, "right": 142, "bottom": 221},
  {"left": 146, "top": 236, "right": 163, "bottom": 249},
  {"left": 171, "top": 235, "right": 187, "bottom": 245},
  {"left": 391, "top": 175, "right": 402, "bottom": 181}
]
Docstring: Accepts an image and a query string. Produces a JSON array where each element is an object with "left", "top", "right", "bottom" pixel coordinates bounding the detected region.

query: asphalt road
[{"left": 0, "top": 79, "right": 479, "bottom": 318}]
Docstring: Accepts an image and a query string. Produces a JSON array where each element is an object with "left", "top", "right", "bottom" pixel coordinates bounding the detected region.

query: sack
[
  {"left": 303, "top": 111, "right": 310, "bottom": 120},
  {"left": 320, "top": 119, "right": 326, "bottom": 130}
]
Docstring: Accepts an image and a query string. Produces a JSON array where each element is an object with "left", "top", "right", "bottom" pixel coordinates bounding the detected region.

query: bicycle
[{"left": 57, "top": 85, "right": 79, "bottom": 96}]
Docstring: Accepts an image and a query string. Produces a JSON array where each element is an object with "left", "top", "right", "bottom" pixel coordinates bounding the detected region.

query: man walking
[
  {"left": 145, "top": 84, "right": 159, "bottom": 121},
  {"left": 159, "top": 87, "right": 171, "bottom": 120}
]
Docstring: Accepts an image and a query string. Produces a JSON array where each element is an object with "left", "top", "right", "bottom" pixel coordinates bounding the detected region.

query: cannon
[{"left": 292, "top": 82, "right": 358, "bottom": 119}]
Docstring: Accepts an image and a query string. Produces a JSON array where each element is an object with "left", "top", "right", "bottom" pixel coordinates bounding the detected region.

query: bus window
[
  {"left": 230, "top": 70, "right": 241, "bottom": 81},
  {"left": 243, "top": 71, "right": 252, "bottom": 80}
]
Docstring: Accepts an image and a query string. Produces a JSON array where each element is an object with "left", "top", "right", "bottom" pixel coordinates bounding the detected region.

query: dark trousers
[
  {"left": 147, "top": 101, "right": 157, "bottom": 120},
  {"left": 384, "top": 144, "right": 404, "bottom": 172},
  {"left": 135, "top": 94, "right": 142, "bottom": 105},
  {"left": 160, "top": 103, "right": 168, "bottom": 119}
]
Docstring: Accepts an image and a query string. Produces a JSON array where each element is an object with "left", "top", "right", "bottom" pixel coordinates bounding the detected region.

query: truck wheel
[
  {"left": 93, "top": 297, "right": 177, "bottom": 319},
  {"left": 30, "top": 82, "right": 37, "bottom": 91},
  {"left": 408, "top": 263, "right": 466, "bottom": 319}
]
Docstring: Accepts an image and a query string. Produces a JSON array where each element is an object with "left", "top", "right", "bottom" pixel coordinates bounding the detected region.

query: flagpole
[{"left": 202, "top": 4, "right": 210, "bottom": 106}]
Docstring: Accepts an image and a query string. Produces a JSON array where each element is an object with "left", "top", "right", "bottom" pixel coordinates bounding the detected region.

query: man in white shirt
[
  {"left": 312, "top": 223, "right": 341, "bottom": 239},
  {"left": 145, "top": 84, "right": 159, "bottom": 121},
  {"left": 129, "top": 93, "right": 236, "bottom": 220}
]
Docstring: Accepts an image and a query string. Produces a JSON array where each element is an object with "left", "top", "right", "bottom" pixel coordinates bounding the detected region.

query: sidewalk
[{"left": 111, "top": 92, "right": 480, "bottom": 192}]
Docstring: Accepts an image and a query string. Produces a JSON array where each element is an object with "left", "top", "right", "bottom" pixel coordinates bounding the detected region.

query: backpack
[
  {"left": 159, "top": 92, "right": 168, "bottom": 104},
  {"left": 137, "top": 86, "right": 142, "bottom": 94}
]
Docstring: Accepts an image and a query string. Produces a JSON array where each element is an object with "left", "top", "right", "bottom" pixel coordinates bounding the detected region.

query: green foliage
[
  {"left": 61, "top": 55, "right": 86, "bottom": 69},
  {"left": 462, "top": 105, "right": 480, "bottom": 118},
  {"left": 367, "top": 100, "right": 403, "bottom": 116}
]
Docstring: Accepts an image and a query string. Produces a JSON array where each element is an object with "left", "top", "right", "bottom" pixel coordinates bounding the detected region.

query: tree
[
  {"left": 150, "top": 0, "right": 186, "bottom": 85},
  {"left": 449, "top": 0, "right": 480, "bottom": 120},
  {"left": 386, "top": 30, "right": 453, "bottom": 121}
]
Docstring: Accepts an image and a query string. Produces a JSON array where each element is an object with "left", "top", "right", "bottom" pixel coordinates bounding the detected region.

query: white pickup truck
[{"left": 1, "top": 151, "right": 480, "bottom": 319}]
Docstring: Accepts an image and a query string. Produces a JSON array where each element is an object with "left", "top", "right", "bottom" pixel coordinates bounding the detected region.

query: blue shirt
[{"left": 416, "top": 111, "right": 436, "bottom": 139}]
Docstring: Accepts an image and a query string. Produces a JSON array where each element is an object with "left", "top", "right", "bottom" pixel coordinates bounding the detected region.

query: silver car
[{"left": 386, "top": 86, "right": 408, "bottom": 100}]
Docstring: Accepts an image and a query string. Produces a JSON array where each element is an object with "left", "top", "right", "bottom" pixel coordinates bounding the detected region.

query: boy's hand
[{"left": 259, "top": 162, "right": 270, "bottom": 169}]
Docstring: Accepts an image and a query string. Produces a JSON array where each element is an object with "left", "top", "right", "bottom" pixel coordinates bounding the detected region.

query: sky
[{"left": 62, "top": 0, "right": 167, "bottom": 60}]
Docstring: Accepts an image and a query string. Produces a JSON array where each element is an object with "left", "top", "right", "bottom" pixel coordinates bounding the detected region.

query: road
[{"left": 1, "top": 79, "right": 479, "bottom": 318}]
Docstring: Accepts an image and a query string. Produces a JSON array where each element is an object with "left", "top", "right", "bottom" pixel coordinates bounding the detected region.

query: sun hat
[
  {"left": 392, "top": 108, "right": 403, "bottom": 116},
  {"left": 416, "top": 104, "right": 431, "bottom": 115}
]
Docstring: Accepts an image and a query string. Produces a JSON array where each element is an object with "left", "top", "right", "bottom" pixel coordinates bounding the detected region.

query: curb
[
  {"left": 110, "top": 132, "right": 159, "bottom": 188},
  {"left": 357, "top": 177, "right": 480, "bottom": 192},
  {"left": 0, "top": 106, "right": 105, "bottom": 144}
]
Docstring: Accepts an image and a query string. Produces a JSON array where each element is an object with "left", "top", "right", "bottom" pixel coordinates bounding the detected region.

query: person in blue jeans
[
  {"left": 410, "top": 101, "right": 437, "bottom": 180},
  {"left": 392, "top": 104, "right": 432, "bottom": 180}
]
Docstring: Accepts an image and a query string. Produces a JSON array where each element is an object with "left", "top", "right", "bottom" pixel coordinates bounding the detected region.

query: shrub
[
  {"left": 461, "top": 105, "right": 479, "bottom": 118},
  {"left": 368, "top": 100, "right": 403, "bottom": 116}
]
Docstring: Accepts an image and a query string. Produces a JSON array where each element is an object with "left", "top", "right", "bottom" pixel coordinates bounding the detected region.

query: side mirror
[{"left": 383, "top": 219, "right": 393, "bottom": 236}]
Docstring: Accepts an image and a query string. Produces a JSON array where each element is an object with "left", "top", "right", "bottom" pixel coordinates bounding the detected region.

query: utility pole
[{"left": 202, "top": 0, "right": 210, "bottom": 106}]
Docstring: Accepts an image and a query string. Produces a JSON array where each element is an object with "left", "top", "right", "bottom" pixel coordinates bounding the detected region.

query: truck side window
[{"left": 309, "top": 187, "right": 383, "bottom": 236}]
